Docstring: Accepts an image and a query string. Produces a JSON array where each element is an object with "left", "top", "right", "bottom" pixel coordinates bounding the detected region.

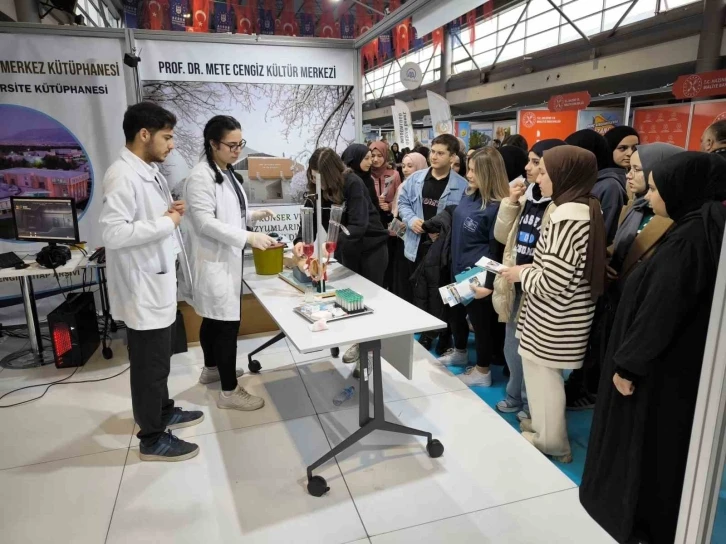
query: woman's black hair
[
  {"left": 203, "top": 115, "right": 242, "bottom": 184},
  {"left": 455, "top": 151, "right": 467, "bottom": 177}
]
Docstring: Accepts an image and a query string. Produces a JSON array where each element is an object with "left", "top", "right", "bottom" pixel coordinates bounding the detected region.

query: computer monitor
[{"left": 10, "top": 197, "right": 80, "bottom": 244}]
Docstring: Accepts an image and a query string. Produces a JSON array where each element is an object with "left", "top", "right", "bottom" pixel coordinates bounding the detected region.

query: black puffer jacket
[{"left": 411, "top": 205, "right": 456, "bottom": 324}]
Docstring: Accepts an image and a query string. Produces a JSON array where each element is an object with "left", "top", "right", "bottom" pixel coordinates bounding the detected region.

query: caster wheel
[
  {"left": 102, "top": 347, "right": 113, "bottom": 360},
  {"left": 307, "top": 475, "right": 330, "bottom": 497},
  {"left": 110, "top": 322, "right": 118, "bottom": 333},
  {"left": 331, "top": 347, "right": 340, "bottom": 358},
  {"left": 427, "top": 439, "right": 444, "bottom": 458},
  {"left": 248, "top": 360, "right": 262, "bottom": 374}
]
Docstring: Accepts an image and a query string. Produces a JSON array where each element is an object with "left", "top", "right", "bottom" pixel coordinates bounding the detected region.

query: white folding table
[{"left": 244, "top": 261, "right": 447, "bottom": 496}]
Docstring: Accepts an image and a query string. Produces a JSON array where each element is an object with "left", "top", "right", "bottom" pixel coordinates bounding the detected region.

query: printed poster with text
[
  {"left": 517, "top": 110, "right": 578, "bottom": 147},
  {"left": 0, "top": 33, "right": 128, "bottom": 311},
  {"left": 632, "top": 105, "right": 691, "bottom": 148},
  {"left": 687, "top": 100, "right": 726, "bottom": 150}
]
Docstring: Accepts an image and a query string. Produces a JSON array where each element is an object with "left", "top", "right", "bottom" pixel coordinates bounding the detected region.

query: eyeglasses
[{"left": 220, "top": 139, "right": 247, "bottom": 152}]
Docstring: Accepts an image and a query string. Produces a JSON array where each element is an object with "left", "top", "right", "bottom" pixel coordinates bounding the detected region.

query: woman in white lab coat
[{"left": 182, "top": 115, "right": 276, "bottom": 411}]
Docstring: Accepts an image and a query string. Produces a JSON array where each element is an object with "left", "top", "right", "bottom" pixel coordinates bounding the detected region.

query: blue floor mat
[{"left": 420, "top": 333, "right": 592, "bottom": 486}]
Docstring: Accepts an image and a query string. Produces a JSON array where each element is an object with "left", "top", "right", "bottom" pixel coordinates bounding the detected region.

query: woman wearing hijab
[
  {"left": 369, "top": 141, "right": 402, "bottom": 290},
  {"left": 493, "top": 139, "right": 565, "bottom": 422},
  {"left": 604, "top": 125, "right": 640, "bottom": 170},
  {"left": 566, "top": 143, "right": 685, "bottom": 411},
  {"left": 498, "top": 145, "right": 528, "bottom": 184},
  {"left": 342, "top": 144, "right": 379, "bottom": 211},
  {"left": 566, "top": 129, "right": 627, "bottom": 244},
  {"left": 581, "top": 152, "right": 726, "bottom": 544},
  {"left": 501, "top": 145, "right": 607, "bottom": 463}
]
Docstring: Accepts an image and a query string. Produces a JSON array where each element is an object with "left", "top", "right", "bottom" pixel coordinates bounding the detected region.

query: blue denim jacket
[{"left": 398, "top": 168, "right": 468, "bottom": 262}]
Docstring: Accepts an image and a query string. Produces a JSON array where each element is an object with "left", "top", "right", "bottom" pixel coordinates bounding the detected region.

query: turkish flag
[
  {"left": 144, "top": 0, "right": 166, "bottom": 30},
  {"left": 191, "top": 0, "right": 209, "bottom": 32},
  {"left": 389, "top": 0, "right": 400, "bottom": 12},
  {"left": 467, "top": 10, "right": 476, "bottom": 48},
  {"left": 393, "top": 18, "right": 410, "bottom": 58},
  {"left": 233, "top": 0, "right": 255, "bottom": 34},
  {"left": 318, "top": 8, "right": 336, "bottom": 38},
  {"left": 276, "top": 0, "right": 297, "bottom": 36},
  {"left": 356, "top": 3, "right": 372, "bottom": 36},
  {"left": 432, "top": 27, "right": 444, "bottom": 52}
]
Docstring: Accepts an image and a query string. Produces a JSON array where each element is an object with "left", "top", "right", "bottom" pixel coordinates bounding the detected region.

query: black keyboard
[{"left": 0, "top": 252, "right": 24, "bottom": 269}]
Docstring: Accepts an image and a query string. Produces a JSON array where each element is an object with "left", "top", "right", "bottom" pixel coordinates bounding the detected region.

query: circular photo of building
[{"left": 0, "top": 105, "right": 94, "bottom": 241}]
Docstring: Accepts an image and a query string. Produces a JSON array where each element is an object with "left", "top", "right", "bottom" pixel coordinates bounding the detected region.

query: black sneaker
[
  {"left": 419, "top": 335, "right": 433, "bottom": 350},
  {"left": 164, "top": 407, "right": 205, "bottom": 431},
  {"left": 566, "top": 392, "right": 596, "bottom": 411},
  {"left": 139, "top": 431, "right": 200, "bottom": 462}
]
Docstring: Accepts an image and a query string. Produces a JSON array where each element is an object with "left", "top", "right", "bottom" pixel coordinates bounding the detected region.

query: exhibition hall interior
[{"left": 2, "top": 0, "right": 726, "bottom": 542}]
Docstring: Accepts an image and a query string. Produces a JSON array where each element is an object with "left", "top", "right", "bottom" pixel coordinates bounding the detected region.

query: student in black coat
[
  {"left": 580, "top": 152, "right": 726, "bottom": 544},
  {"left": 293, "top": 148, "right": 389, "bottom": 286},
  {"left": 341, "top": 144, "right": 380, "bottom": 213}
]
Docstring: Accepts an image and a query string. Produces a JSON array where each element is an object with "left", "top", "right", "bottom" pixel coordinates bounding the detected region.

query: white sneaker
[
  {"left": 459, "top": 366, "right": 493, "bottom": 387},
  {"left": 343, "top": 344, "right": 359, "bottom": 364},
  {"left": 217, "top": 385, "right": 265, "bottom": 411},
  {"left": 438, "top": 348, "right": 469, "bottom": 367},
  {"left": 199, "top": 366, "right": 245, "bottom": 385}
]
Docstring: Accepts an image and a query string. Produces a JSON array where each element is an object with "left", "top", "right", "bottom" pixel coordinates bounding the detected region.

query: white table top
[
  {"left": 0, "top": 252, "right": 85, "bottom": 279},
  {"left": 244, "top": 261, "right": 445, "bottom": 355}
]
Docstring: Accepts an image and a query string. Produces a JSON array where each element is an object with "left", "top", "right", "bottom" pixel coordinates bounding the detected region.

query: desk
[
  {"left": 0, "top": 252, "right": 85, "bottom": 366},
  {"left": 244, "top": 261, "right": 446, "bottom": 496}
]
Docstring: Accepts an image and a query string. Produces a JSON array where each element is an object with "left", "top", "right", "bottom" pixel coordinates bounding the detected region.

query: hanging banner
[
  {"left": 214, "top": 2, "right": 233, "bottom": 33},
  {"left": 517, "top": 110, "right": 578, "bottom": 146},
  {"left": 673, "top": 69, "right": 726, "bottom": 100},
  {"left": 632, "top": 105, "right": 691, "bottom": 147},
  {"left": 548, "top": 91, "right": 591, "bottom": 112},
  {"left": 136, "top": 39, "right": 356, "bottom": 86},
  {"left": 577, "top": 108, "right": 624, "bottom": 134},
  {"left": 391, "top": 99, "right": 416, "bottom": 150},
  {"left": 427, "top": 90, "right": 454, "bottom": 136},
  {"left": 455, "top": 121, "right": 471, "bottom": 151},
  {"left": 123, "top": 0, "right": 140, "bottom": 28},
  {"left": 169, "top": 0, "right": 188, "bottom": 31},
  {"left": 687, "top": 100, "right": 726, "bottom": 150},
  {"left": 0, "top": 33, "right": 128, "bottom": 301}
]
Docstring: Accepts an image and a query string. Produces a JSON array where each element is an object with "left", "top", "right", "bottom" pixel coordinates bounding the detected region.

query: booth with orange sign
[
  {"left": 632, "top": 104, "right": 691, "bottom": 148},
  {"left": 516, "top": 110, "right": 578, "bottom": 146}
]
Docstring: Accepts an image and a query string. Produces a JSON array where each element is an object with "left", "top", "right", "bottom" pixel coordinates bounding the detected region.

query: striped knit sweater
[{"left": 516, "top": 202, "right": 596, "bottom": 369}]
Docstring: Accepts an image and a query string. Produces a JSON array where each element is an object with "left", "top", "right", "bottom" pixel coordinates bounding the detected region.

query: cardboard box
[
  {"left": 248, "top": 157, "right": 295, "bottom": 180},
  {"left": 178, "top": 295, "right": 278, "bottom": 343}
]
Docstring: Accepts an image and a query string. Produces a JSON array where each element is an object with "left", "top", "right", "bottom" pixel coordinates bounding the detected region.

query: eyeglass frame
[{"left": 219, "top": 139, "right": 247, "bottom": 152}]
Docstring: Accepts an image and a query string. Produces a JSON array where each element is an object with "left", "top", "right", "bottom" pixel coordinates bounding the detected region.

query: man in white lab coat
[{"left": 100, "top": 102, "right": 202, "bottom": 462}]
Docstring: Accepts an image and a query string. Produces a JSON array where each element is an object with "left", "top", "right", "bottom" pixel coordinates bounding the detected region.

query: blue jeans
[{"left": 504, "top": 290, "right": 528, "bottom": 413}]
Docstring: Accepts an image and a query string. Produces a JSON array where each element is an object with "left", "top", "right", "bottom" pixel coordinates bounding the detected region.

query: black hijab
[
  {"left": 499, "top": 146, "right": 528, "bottom": 182},
  {"left": 530, "top": 138, "right": 566, "bottom": 158},
  {"left": 604, "top": 126, "right": 640, "bottom": 168},
  {"left": 565, "top": 129, "right": 611, "bottom": 172},
  {"left": 341, "top": 143, "right": 378, "bottom": 208}
]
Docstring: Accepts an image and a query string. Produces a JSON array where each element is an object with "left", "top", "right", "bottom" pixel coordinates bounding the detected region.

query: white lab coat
[
  {"left": 100, "top": 147, "right": 188, "bottom": 331},
  {"left": 179, "top": 160, "right": 250, "bottom": 321}
]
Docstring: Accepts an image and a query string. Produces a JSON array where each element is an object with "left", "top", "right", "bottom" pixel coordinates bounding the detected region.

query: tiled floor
[{"left": 0, "top": 333, "right": 614, "bottom": 543}]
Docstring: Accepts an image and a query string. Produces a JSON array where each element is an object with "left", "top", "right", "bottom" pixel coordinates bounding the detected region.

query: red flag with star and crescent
[{"left": 233, "top": 0, "right": 255, "bottom": 35}]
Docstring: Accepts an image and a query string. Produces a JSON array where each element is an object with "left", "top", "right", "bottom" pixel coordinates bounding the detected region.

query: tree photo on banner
[
  {"left": 0, "top": 33, "right": 127, "bottom": 312},
  {"left": 136, "top": 38, "right": 356, "bottom": 242},
  {"left": 632, "top": 104, "right": 691, "bottom": 148}
]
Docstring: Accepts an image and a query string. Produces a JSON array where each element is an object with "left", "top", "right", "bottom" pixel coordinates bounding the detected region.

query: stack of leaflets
[{"left": 438, "top": 258, "right": 506, "bottom": 307}]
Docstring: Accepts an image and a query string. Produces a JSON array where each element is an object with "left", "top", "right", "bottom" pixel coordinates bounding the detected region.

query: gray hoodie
[{"left": 592, "top": 168, "right": 627, "bottom": 244}]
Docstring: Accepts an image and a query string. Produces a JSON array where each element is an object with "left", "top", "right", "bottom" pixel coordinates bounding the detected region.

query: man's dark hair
[
  {"left": 493, "top": 139, "right": 502, "bottom": 148},
  {"left": 123, "top": 102, "right": 177, "bottom": 144},
  {"left": 431, "top": 134, "right": 460, "bottom": 155},
  {"left": 502, "top": 134, "right": 529, "bottom": 152},
  {"left": 709, "top": 120, "right": 726, "bottom": 144}
]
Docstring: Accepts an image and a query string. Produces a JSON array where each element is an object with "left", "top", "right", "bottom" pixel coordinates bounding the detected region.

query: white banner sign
[
  {"left": 391, "top": 99, "right": 416, "bottom": 150},
  {"left": 0, "top": 33, "right": 128, "bottom": 306},
  {"left": 136, "top": 39, "right": 357, "bottom": 86},
  {"left": 250, "top": 205, "right": 301, "bottom": 244},
  {"left": 426, "top": 91, "right": 454, "bottom": 136}
]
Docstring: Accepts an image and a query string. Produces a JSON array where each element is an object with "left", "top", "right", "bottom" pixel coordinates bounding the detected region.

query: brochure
[
  {"left": 439, "top": 267, "right": 491, "bottom": 307},
  {"left": 475, "top": 257, "right": 506, "bottom": 275}
]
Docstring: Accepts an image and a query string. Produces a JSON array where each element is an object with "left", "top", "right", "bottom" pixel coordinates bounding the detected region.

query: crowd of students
[
  {"left": 345, "top": 125, "right": 726, "bottom": 544},
  {"left": 102, "top": 101, "right": 726, "bottom": 544}
]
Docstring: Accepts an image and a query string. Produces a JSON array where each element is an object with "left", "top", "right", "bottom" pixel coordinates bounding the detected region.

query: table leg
[
  {"left": 305, "top": 338, "right": 444, "bottom": 497},
  {"left": 19, "top": 276, "right": 43, "bottom": 361}
]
